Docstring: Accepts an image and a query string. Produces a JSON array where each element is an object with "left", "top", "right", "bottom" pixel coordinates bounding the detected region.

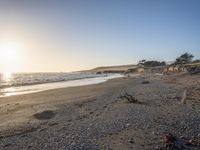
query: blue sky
[{"left": 0, "top": 0, "right": 199, "bottom": 72}]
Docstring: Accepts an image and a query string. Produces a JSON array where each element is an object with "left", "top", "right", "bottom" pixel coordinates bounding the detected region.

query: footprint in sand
[{"left": 33, "top": 110, "right": 55, "bottom": 120}]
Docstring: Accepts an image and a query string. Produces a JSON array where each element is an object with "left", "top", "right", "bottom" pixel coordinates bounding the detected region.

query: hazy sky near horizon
[{"left": 0, "top": 0, "right": 200, "bottom": 72}]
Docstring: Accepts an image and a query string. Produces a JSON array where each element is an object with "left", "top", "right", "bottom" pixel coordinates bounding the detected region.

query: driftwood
[
  {"left": 119, "top": 93, "right": 139, "bottom": 103},
  {"left": 181, "top": 89, "right": 187, "bottom": 104}
]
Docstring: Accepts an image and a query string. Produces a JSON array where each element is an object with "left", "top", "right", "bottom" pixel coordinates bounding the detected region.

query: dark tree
[
  {"left": 143, "top": 61, "right": 166, "bottom": 67},
  {"left": 138, "top": 60, "right": 146, "bottom": 66},
  {"left": 138, "top": 60, "right": 166, "bottom": 67},
  {"left": 174, "top": 52, "right": 194, "bottom": 64}
]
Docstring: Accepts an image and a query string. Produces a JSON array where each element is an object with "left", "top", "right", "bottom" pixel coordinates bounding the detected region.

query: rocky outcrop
[
  {"left": 186, "top": 65, "right": 200, "bottom": 74},
  {"left": 125, "top": 67, "right": 144, "bottom": 74},
  {"left": 94, "top": 63, "right": 200, "bottom": 75},
  {"left": 163, "top": 63, "right": 200, "bottom": 74}
]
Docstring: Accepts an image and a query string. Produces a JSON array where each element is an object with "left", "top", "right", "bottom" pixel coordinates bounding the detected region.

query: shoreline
[
  {"left": 0, "top": 74, "right": 124, "bottom": 97},
  {"left": 0, "top": 73, "right": 199, "bottom": 149}
]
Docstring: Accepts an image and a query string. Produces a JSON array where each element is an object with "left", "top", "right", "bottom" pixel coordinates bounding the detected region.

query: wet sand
[{"left": 0, "top": 73, "right": 200, "bottom": 149}]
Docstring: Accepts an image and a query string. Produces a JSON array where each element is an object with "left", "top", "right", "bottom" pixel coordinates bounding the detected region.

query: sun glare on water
[{"left": 2, "top": 72, "right": 12, "bottom": 82}]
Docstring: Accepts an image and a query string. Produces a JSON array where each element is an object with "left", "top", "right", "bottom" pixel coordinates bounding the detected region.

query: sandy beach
[
  {"left": 1, "top": 0, "right": 200, "bottom": 149},
  {"left": 0, "top": 73, "right": 200, "bottom": 149}
]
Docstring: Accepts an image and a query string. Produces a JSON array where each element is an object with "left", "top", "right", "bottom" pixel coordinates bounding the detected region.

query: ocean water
[{"left": 0, "top": 72, "right": 122, "bottom": 97}]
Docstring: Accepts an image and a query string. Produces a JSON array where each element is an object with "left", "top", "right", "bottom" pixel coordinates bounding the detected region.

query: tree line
[{"left": 138, "top": 52, "right": 199, "bottom": 67}]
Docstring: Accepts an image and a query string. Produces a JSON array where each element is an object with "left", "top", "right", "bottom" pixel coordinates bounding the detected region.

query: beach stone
[
  {"left": 189, "top": 139, "right": 194, "bottom": 144},
  {"left": 33, "top": 110, "right": 55, "bottom": 120},
  {"left": 180, "top": 136, "right": 185, "bottom": 139},
  {"left": 3, "top": 143, "right": 11, "bottom": 148},
  {"left": 141, "top": 80, "right": 150, "bottom": 84},
  {"left": 71, "top": 142, "right": 76, "bottom": 146},
  {"left": 27, "top": 145, "right": 32, "bottom": 149},
  {"left": 128, "top": 138, "right": 135, "bottom": 144}
]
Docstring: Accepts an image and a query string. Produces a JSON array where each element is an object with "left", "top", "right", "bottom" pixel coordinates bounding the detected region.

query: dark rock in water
[
  {"left": 33, "top": 110, "right": 55, "bottom": 120},
  {"left": 141, "top": 80, "right": 150, "bottom": 84}
]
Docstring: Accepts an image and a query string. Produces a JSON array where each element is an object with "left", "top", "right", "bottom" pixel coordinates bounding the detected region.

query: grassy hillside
[{"left": 86, "top": 64, "right": 137, "bottom": 73}]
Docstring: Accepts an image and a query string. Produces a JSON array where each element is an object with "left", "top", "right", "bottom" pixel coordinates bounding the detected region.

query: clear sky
[{"left": 0, "top": 0, "right": 199, "bottom": 72}]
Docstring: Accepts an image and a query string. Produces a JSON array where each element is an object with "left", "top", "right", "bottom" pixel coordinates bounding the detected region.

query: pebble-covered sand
[{"left": 0, "top": 73, "right": 199, "bottom": 149}]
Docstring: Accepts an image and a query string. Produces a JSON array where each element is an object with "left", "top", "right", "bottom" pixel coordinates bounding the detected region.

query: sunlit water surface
[{"left": 0, "top": 72, "right": 123, "bottom": 97}]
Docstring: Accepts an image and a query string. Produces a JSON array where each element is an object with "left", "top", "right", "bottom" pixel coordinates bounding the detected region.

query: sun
[
  {"left": 2, "top": 44, "right": 18, "bottom": 60},
  {"left": 0, "top": 42, "right": 20, "bottom": 72}
]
